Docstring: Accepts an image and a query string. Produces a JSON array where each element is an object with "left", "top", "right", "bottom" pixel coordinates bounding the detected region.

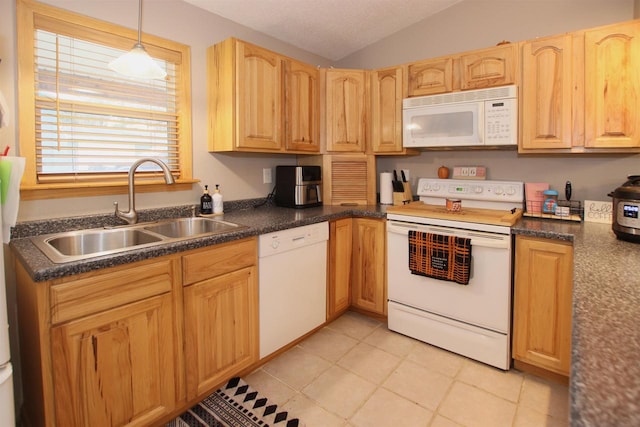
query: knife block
[{"left": 393, "top": 183, "right": 413, "bottom": 205}]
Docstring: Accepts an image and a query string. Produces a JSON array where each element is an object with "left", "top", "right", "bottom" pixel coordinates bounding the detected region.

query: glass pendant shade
[
  {"left": 109, "top": 43, "right": 166, "bottom": 79},
  {"left": 108, "top": 0, "right": 166, "bottom": 80}
]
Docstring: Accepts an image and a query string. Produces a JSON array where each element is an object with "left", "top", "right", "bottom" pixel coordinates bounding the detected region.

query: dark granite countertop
[
  {"left": 513, "top": 218, "right": 640, "bottom": 427},
  {"left": 10, "top": 202, "right": 387, "bottom": 282}
]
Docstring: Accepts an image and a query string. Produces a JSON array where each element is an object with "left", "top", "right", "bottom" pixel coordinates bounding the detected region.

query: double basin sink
[{"left": 32, "top": 217, "right": 247, "bottom": 263}]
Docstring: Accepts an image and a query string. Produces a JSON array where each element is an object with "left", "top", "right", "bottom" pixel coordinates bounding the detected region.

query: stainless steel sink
[
  {"left": 32, "top": 217, "right": 247, "bottom": 263},
  {"left": 143, "top": 217, "right": 242, "bottom": 239}
]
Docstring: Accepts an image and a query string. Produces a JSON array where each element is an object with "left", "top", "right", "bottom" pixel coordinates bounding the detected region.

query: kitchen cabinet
[
  {"left": 370, "top": 66, "right": 407, "bottom": 154},
  {"left": 406, "top": 56, "right": 454, "bottom": 97},
  {"left": 457, "top": 43, "right": 519, "bottom": 90},
  {"left": 520, "top": 20, "right": 640, "bottom": 152},
  {"left": 327, "top": 218, "right": 352, "bottom": 320},
  {"left": 182, "top": 238, "right": 259, "bottom": 399},
  {"left": 520, "top": 34, "right": 573, "bottom": 150},
  {"left": 284, "top": 59, "right": 320, "bottom": 152},
  {"left": 16, "top": 256, "right": 184, "bottom": 427},
  {"left": 311, "top": 153, "right": 376, "bottom": 205},
  {"left": 351, "top": 217, "right": 386, "bottom": 316},
  {"left": 513, "top": 235, "right": 573, "bottom": 378},
  {"left": 207, "top": 38, "right": 320, "bottom": 154},
  {"left": 322, "top": 68, "right": 369, "bottom": 153}
]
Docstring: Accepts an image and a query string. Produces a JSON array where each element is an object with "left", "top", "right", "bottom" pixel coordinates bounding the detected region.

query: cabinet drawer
[
  {"left": 183, "top": 238, "right": 257, "bottom": 286},
  {"left": 50, "top": 257, "right": 177, "bottom": 324}
]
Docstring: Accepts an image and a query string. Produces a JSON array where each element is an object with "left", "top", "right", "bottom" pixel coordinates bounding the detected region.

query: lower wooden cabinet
[
  {"left": 15, "top": 237, "right": 258, "bottom": 427},
  {"left": 513, "top": 235, "right": 573, "bottom": 377},
  {"left": 351, "top": 218, "right": 386, "bottom": 315},
  {"left": 327, "top": 218, "right": 353, "bottom": 320}
]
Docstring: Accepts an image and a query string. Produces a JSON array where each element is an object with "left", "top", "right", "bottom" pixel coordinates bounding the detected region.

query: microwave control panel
[{"left": 484, "top": 98, "right": 517, "bottom": 145}]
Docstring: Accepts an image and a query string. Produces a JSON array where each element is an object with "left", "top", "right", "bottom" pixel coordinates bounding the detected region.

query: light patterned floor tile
[
  {"left": 438, "top": 382, "right": 517, "bottom": 427},
  {"left": 262, "top": 346, "right": 331, "bottom": 390},
  {"left": 298, "top": 327, "right": 359, "bottom": 362},
  {"left": 326, "top": 311, "right": 381, "bottom": 340},
  {"left": 519, "top": 375, "right": 570, "bottom": 421},
  {"left": 514, "top": 405, "right": 570, "bottom": 427},
  {"left": 337, "top": 342, "right": 401, "bottom": 384},
  {"left": 350, "top": 387, "right": 433, "bottom": 427},
  {"left": 244, "top": 368, "right": 297, "bottom": 406},
  {"left": 457, "top": 359, "right": 524, "bottom": 402},
  {"left": 383, "top": 359, "right": 453, "bottom": 410},
  {"left": 430, "top": 415, "right": 463, "bottom": 427},
  {"left": 406, "top": 342, "right": 465, "bottom": 378},
  {"left": 282, "top": 393, "right": 347, "bottom": 427},
  {"left": 302, "top": 365, "right": 377, "bottom": 419},
  {"left": 363, "top": 326, "right": 418, "bottom": 357}
]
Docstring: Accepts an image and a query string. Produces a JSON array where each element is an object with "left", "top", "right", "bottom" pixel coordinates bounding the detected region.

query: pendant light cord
[{"left": 136, "top": 0, "right": 143, "bottom": 47}]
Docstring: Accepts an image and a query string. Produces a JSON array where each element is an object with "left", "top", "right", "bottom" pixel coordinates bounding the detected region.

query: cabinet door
[
  {"left": 458, "top": 44, "right": 518, "bottom": 90},
  {"left": 406, "top": 57, "right": 454, "bottom": 96},
  {"left": 328, "top": 218, "right": 353, "bottom": 319},
  {"left": 51, "top": 295, "right": 177, "bottom": 427},
  {"left": 520, "top": 35, "right": 573, "bottom": 150},
  {"left": 371, "top": 66, "right": 404, "bottom": 153},
  {"left": 322, "top": 154, "right": 376, "bottom": 205},
  {"left": 324, "top": 69, "right": 368, "bottom": 152},
  {"left": 584, "top": 21, "right": 640, "bottom": 148},
  {"left": 351, "top": 218, "right": 386, "bottom": 315},
  {"left": 184, "top": 267, "right": 259, "bottom": 399},
  {"left": 236, "top": 41, "right": 283, "bottom": 150},
  {"left": 285, "top": 59, "right": 320, "bottom": 152},
  {"left": 513, "top": 236, "right": 573, "bottom": 376}
]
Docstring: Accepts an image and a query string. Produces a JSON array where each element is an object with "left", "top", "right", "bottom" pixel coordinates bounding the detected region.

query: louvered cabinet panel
[{"left": 322, "top": 154, "right": 376, "bottom": 205}]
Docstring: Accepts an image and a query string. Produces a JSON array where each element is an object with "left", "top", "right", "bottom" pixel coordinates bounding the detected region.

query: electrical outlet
[{"left": 263, "top": 168, "right": 272, "bottom": 184}]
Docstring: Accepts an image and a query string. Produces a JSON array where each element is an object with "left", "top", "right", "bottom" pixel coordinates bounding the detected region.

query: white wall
[
  {"left": 0, "top": 0, "right": 333, "bottom": 221},
  {"left": 336, "top": 0, "right": 638, "bottom": 202}
]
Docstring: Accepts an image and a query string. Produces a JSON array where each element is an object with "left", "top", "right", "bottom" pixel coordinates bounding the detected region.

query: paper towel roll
[{"left": 380, "top": 172, "right": 394, "bottom": 205}]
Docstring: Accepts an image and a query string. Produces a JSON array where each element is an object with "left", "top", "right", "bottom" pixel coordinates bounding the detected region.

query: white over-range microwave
[{"left": 402, "top": 85, "right": 518, "bottom": 148}]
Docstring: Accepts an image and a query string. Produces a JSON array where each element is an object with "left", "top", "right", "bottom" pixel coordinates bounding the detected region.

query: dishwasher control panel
[{"left": 258, "top": 221, "right": 329, "bottom": 257}]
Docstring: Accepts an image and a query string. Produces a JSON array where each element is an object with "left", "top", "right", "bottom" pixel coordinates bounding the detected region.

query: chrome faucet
[{"left": 114, "top": 158, "right": 175, "bottom": 224}]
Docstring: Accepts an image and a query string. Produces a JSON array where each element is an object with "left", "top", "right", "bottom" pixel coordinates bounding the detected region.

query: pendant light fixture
[{"left": 109, "top": 0, "right": 166, "bottom": 80}]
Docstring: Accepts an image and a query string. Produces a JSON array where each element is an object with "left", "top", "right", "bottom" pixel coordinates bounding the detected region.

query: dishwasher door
[{"left": 258, "top": 221, "right": 328, "bottom": 358}]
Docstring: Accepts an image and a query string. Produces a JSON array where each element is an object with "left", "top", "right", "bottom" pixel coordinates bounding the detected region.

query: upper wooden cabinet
[
  {"left": 208, "top": 38, "right": 319, "bottom": 154},
  {"left": 322, "top": 68, "right": 369, "bottom": 153},
  {"left": 405, "top": 43, "right": 517, "bottom": 97},
  {"left": 406, "top": 57, "right": 454, "bottom": 97},
  {"left": 284, "top": 59, "right": 321, "bottom": 152},
  {"left": 457, "top": 43, "right": 519, "bottom": 90},
  {"left": 584, "top": 21, "right": 640, "bottom": 149},
  {"left": 520, "top": 34, "right": 574, "bottom": 150},
  {"left": 520, "top": 20, "right": 640, "bottom": 153},
  {"left": 370, "top": 66, "right": 404, "bottom": 154}
]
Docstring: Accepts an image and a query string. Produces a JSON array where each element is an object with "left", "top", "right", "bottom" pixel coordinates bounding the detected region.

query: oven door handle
[{"left": 387, "top": 221, "right": 510, "bottom": 249}]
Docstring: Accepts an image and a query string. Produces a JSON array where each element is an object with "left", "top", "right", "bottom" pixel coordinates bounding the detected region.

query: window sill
[{"left": 20, "top": 179, "right": 200, "bottom": 201}]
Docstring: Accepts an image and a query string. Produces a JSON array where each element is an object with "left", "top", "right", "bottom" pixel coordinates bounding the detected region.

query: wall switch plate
[{"left": 263, "top": 168, "right": 272, "bottom": 184}]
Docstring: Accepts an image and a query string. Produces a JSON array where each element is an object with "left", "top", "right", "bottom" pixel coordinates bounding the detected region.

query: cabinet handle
[{"left": 92, "top": 335, "right": 98, "bottom": 371}]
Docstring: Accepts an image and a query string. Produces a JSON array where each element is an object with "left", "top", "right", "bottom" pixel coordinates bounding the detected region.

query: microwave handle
[{"left": 477, "top": 101, "right": 485, "bottom": 145}]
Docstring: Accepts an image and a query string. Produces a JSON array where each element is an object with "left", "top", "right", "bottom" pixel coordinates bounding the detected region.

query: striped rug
[{"left": 167, "top": 377, "right": 304, "bottom": 427}]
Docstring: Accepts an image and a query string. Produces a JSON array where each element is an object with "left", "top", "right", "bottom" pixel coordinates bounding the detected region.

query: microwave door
[{"left": 403, "top": 102, "right": 482, "bottom": 147}]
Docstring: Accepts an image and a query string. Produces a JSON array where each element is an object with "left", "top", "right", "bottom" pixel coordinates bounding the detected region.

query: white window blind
[{"left": 33, "top": 28, "right": 180, "bottom": 183}]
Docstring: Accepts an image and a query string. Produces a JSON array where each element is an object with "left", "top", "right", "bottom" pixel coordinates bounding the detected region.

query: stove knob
[
  {"left": 422, "top": 183, "right": 431, "bottom": 192},
  {"left": 432, "top": 183, "right": 441, "bottom": 191},
  {"left": 506, "top": 186, "right": 516, "bottom": 195},
  {"left": 473, "top": 186, "right": 483, "bottom": 193},
  {"left": 494, "top": 186, "right": 504, "bottom": 195}
]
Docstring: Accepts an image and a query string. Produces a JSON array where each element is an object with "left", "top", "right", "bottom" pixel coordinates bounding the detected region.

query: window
[{"left": 17, "top": 0, "right": 194, "bottom": 199}]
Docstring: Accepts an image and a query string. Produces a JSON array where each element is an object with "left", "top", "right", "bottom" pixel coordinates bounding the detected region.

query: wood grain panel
[{"left": 182, "top": 238, "right": 257, "bottom": 286}]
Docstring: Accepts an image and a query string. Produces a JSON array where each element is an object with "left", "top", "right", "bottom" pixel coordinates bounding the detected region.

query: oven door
[{"left": 387, "top": 219, "right": 512, "bottom": 333}]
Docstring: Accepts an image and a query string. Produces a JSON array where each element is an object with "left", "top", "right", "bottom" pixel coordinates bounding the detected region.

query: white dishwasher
[{"left": 259, "top": 221, "right": 328, "bottom": 358}]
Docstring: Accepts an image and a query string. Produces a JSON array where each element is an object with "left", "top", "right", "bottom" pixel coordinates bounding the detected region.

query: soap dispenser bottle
[
  {"left": 212, "top": 184, "right": 223, "bottom": 214},
  {"left": 200, "top": 185, "right": 213, "bottom": 214}
]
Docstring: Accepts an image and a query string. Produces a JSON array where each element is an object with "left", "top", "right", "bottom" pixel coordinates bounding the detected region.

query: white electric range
[{"left": 386, "top": 178, "right": 524, "bottom": 370}]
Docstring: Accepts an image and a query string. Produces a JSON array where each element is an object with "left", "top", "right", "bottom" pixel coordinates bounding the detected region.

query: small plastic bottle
[
  {"left": 212, "top": 184, "right": 223, "bottom": 214},
  {"left": 542, "top": 190, "right": 558, "bottom": 214},
  {"left": 200, "top": 185, "right": 212, "bottom": 214}
]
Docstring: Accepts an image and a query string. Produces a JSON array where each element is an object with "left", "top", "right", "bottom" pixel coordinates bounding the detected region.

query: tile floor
[{"left": 245, "top": 311, "right": 570, "bottom": 427}]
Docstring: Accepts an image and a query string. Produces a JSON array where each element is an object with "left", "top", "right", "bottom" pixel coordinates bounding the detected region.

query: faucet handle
[{"left": 114, "top": 201, "right": 119, "bottom": 213}]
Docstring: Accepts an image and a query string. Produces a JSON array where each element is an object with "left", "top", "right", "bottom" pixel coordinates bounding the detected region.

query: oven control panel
[{"left": 417, "top": 178, "right": 524, "bottom": 203}]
